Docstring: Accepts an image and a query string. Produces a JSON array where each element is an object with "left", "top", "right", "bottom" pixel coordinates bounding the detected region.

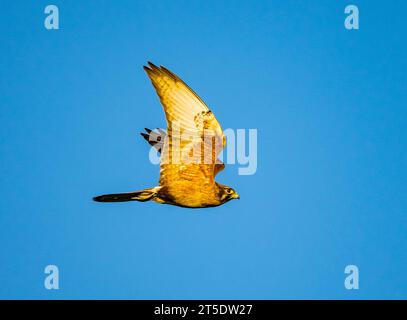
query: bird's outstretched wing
[{"left": 143, "top": 62, "right": 225, "bottom": 191}]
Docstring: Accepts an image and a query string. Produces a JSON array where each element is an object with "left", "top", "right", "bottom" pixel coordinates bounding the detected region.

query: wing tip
[
  {"left": 144, "top": 62, "right": 163, "bottom": 78},
  {"left": 140, "top": 132, "right": 149, "bottom": 141},
  {"left": 143, "top": 65, "right": 152, "bottom": 73},
  {"left": 147, "top": 61, "right": 159, "bottom": 70},
  {"left": 160, "top": 66, "right": 177, "bottom": 80},
  {"left": 144, "top": 61, "right": 176, "bottom": 79}
]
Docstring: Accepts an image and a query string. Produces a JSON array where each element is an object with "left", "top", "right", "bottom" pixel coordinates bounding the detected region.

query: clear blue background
[{"left": 1, "top": 0, "right": 406, "bottom": 299}]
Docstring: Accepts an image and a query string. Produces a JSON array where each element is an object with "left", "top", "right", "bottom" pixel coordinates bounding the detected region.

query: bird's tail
[{"left": 93, "top": 187, "right": 158, "bottom": 202}]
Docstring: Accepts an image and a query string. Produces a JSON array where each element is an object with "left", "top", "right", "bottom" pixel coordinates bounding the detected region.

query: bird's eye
[{"left": 227, "top": 188, "right": 233, "bottom": 194}]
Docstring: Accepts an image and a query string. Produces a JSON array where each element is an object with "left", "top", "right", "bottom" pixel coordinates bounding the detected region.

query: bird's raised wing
[{"left": 143, "top": 62, "right": 226, "bottom": 189}]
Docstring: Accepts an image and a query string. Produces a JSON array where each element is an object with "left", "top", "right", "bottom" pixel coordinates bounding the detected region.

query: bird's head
[{"left": 218, "top": 184, "right": 240, "bottom": 203}]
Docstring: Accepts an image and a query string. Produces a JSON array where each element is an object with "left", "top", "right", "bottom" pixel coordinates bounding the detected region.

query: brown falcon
[{"left": 93, "top": 62, "right": 239, "bottom": 208}]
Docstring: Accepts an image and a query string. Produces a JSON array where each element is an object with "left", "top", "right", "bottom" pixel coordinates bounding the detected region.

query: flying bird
[{"left": 93, "top": 62, "right": 239, "bottom": 208}]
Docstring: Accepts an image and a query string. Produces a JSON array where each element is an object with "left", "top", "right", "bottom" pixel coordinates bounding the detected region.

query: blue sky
[{"left": 0, "top": 0, "right": 406, "bottom": 299}]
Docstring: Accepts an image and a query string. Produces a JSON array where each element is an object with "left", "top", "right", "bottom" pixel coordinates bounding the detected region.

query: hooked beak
[{"left": 233, "top": 193, "right": 240, "bottom": 200}]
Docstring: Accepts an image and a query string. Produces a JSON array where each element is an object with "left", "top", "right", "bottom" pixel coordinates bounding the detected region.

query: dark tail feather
[
  {"left": 140, "top": 128, "right": 166, "bottom": 153},
  {"left": 93, "top": 188, "right": 156, "bottom": 202}
]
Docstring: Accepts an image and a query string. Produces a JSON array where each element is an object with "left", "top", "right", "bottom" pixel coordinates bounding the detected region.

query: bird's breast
[{"left": 157, "top": 183, "right": 221, "bottom": 208}]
